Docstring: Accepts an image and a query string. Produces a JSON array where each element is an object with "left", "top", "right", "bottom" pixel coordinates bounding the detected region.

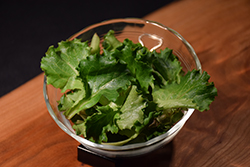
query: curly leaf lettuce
[
  {"left": 41, "top": 38, "right": 90, "bottom": 92},
  {"left": 117, "top": 85, "right": 146, "bottom": 130},
  {"left": 41, "top": 30, "right": 217, "bottom": 145},
  {"left": 119, "top": 39, "right": 154, "bottom": 92},
  {"left": 152, "top": 70, "right": 217, "bottom": 111},
  {"left": 73, "top": 105, "right": 119, "bottom": 143}
]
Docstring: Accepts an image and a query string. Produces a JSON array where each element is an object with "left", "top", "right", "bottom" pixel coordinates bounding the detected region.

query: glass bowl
[{"left": 43, "top": 18, "right": 201, "bottom": 158}]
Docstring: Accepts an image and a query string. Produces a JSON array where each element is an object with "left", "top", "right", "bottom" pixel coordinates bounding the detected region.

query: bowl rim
[{"left": 43, "top": 18, "right": 200, "bottom": 151}]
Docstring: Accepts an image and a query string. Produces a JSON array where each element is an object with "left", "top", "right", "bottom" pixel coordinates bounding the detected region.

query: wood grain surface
[{"left": 0, "top": 0, "right": 250, "bottom": 166}]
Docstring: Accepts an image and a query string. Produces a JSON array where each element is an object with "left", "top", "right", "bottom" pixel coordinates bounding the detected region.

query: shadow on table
[{"left": 78, "top": 141, "right": 174, "bottom": 167}]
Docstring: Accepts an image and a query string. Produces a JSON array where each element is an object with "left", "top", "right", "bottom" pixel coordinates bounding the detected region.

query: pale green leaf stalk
[{"left": 90, "top": 33, "right": 100, "bottom": 54}]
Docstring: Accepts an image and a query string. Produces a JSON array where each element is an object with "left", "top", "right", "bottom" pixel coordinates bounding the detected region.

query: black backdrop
[{"left": 0, "top": 0, "right": 174, "bottom": 97}]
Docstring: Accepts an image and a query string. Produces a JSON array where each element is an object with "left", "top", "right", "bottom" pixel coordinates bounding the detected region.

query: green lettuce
[
  {"left": 41, "top": 30, "right": 217, "bottom": 145},
  {"left": 41, "top": 38, "right": 90, "bottom": 93}
]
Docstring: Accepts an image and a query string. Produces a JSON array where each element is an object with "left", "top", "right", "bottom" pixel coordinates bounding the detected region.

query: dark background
[{"left": 0, "top": 0, "right": 174, "bottom": 97}]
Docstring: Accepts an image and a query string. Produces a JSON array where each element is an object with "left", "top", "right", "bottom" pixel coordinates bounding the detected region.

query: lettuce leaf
[
  {"left": 152, "top": 48, "right": 183, "bottom": 84},
  {"left": 58, "top": 89, "right": 85, "bottom": 111},
  {"left": 117, "top": 85, "right": 146, "bottom": 130},
  {"left": 41, "top": 38, "right": 90, "bottom": 92},
  {"left": 152, "top": 70, "right": 217, "bottom": 111},
  {"left": 63, "top": 54, "right": 134, "bottom": 119},
  {"left": 118, "top": 39, "right": 154, "bottom": 93},
  {"left": 73, "top": 105, "right": 119, "bottom": 143}
]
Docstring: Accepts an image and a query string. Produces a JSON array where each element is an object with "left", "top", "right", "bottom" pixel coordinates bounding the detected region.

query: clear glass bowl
[{"left": 43, "top": 18, "right": 201, "bottom": 158}]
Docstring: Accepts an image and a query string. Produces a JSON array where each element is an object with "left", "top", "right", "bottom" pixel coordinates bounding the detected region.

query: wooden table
[{"left": 1, "top": 0, "right": 250, "bottom": 166}]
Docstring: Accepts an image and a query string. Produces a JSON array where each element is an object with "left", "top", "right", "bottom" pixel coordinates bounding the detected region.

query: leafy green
[
  {"left": 118, "top": 39, "right": 154, "bottom": 93},
  {"left": 152, "top": 48, "right": 183, "bottom": 84},
  {"left": 102, "top": 30, "right": 122, "bottom": 51},
  {"left": 41, "top": 30, "right": 217, "bottom": 145},
  {"left": 73, "top": 105, "right": 119, "bottom": 143},
  {"left": 116, "top": 85, "right": 146, "bottom": 130},
  {"left": 152, "top": 70, "right": 217, "bottom": 111},
  {"left": 58, "top": 89, "right": 85, "bottom": 111},
  {"left": 41, "top": 38, "right": 90, "bottom": 92}
]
